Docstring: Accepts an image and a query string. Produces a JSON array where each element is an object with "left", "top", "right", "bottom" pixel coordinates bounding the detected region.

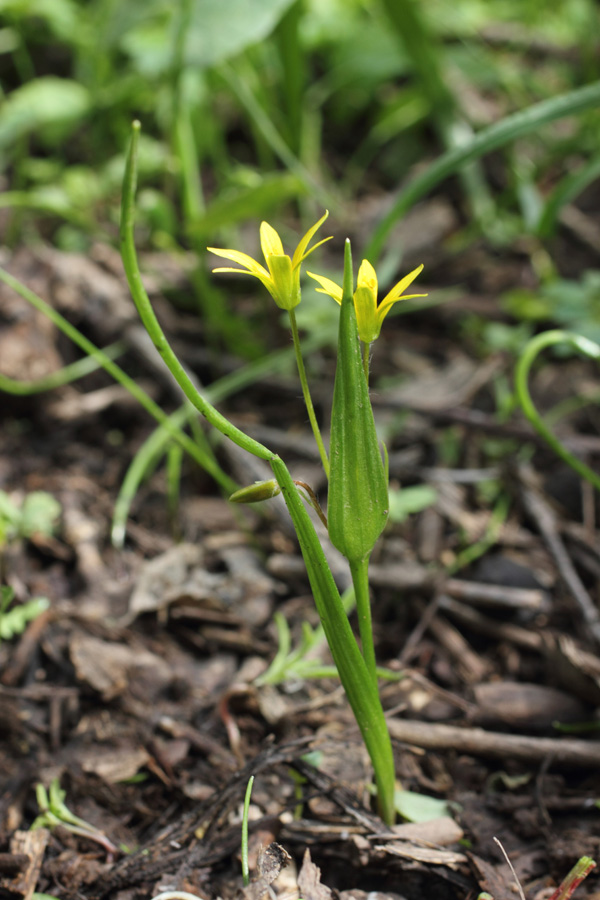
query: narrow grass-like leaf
[
  {"left": 515, "top": 329, "right": 600, "bottom": 494},
  {"left": 366, "top": 79, "right": 600, "bottom": 260}
]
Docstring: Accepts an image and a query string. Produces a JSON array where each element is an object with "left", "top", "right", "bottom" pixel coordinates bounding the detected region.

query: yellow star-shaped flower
[
  {"left": 308, "top": 259, "right": 427, "bottom": 343},
  {"left": 208, "top": 211, "right": 331, "bottom": 310}
]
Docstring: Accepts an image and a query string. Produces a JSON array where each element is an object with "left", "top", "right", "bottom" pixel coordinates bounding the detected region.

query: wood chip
[
  {"left": 69, "top": 632, "right": 170, "bottom": 700},
  {"left": 374, "top": 840, "right": 467, "bottom": 867},
  {"left": 0, "top": 829, "right": 49, "bottom": 900},
  {"left": 297, "top": 848, "right": 333, "bottom": 900}
]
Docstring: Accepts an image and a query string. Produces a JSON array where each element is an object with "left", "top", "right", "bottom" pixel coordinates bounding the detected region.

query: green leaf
[
  {"left": 189, "top": 173, "right": 303, "bottom": 235},
  {"left": 183, "top": 0, "right": 298, "bottom": 68},
  {"left": 0, "top": 597, "right": 49, "bottom": 641},
  {"left": 270, "top": 456, "right": 396, "bottom": 825},
  {"left": 0, "top": 77, "right": 90, "bottom": 152},
  {"left": 1, "top": 0, "right": 82, "bottom": 43},
  {"left": 388, "top": 485, "right": 437, "bottom": 524},
  {"left": 20, "top": 492, "right": 61, "bottom": 539},
  {"left": 120, "top": 0, "right": 298, "bottom": 75},
  {"left": 394, "top": 789, "right": 450, "bottom": 823},
  {"left": 366, "top": 80, "right": 600, "bottom": 261}
]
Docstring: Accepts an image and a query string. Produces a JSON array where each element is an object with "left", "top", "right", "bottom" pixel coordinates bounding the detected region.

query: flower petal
[
  {"left": 357, "top": 258, "right": 378, "bottom": 297},
  {"left": 292, "top": 210, "right": 331, "bottom": 268},
  {"left": 260, "top": 221, "right": 285, "bottom": 262},
  {"left": 208, "top": 247, "right": 271, "bottom": 281},
  {"left": 378, "top": 264, "right": 425, "bottom": 313},
  {"left": 306, "top": 271, "right": 343, "bottom": 304},
  {"left": 212, "top": 266, "right": 277, "bottom": 298}
]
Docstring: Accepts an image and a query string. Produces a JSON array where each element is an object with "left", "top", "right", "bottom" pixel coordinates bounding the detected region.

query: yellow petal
[
  {"left": 260, "top": 221, "right": 285, "bottom": 262},
  {"left": 306, "top": 271, "right": 343, "bottom": 304},
  {"left": 212, "top": 266, "right": 277, "bottom": 299},
  {"left": 208, "top": 247, "right": 271, "bottom": 281},
  {"left": 292, "top": 210, "right": 331, "bottom": 268},
  {"left": 378, "top": 264, "right": 425, "bottom": 317},
  {"left": 356, "top": 259, "right": 378, "bottom": 298}
]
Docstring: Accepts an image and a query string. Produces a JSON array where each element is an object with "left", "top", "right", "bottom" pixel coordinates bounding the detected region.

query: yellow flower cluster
[{"left": 208, "top": 213, "right": 426, "bottom": 342}]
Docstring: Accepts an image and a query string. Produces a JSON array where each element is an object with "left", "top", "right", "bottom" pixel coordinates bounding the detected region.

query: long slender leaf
[{"left": 366, "top": 79, "right": 600, "bottom": 260}]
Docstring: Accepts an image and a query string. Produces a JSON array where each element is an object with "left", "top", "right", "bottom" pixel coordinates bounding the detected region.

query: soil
[{"left": 1, "top": 205, "right": 600, "bottom": 900}]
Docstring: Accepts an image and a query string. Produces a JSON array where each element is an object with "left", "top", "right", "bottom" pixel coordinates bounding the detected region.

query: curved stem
[
  {"left": 288, "top": 306, "right": 330, "bottom": 477},
  {"left": 349, "top": 555, "right": 377, "bottom": 687},
  {"left": 120, "top": 121, "right": 273, "bottom": 463},
  {"left": 121, "top": 121, "right": 395, "bottom": 823},
  {"left": 514, "top": 329, "right": 600, "bottom": 494}
]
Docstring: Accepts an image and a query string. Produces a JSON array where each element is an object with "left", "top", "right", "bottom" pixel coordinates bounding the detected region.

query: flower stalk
[
  {"left": 289, "top": 306, "right": 329, "bottom": 475},
  {"left": 209, "top": 211, "right": 331, "bottom": 475}
]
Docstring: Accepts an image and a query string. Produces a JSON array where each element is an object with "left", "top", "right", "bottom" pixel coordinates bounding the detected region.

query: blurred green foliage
[
  {"left": 1, "top": 0, "right": 599, "bottom": 351},
  {"left": 1, "top": 0, "right": 598, "bottom": 235}
]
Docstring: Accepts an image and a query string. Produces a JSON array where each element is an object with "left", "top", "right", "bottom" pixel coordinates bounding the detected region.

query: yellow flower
[
  {"left": 208, "top": 211, "right": 331, "bottom": 311},
  {"left": 307, "top": 259, "right": 427, "bottom": 343}
]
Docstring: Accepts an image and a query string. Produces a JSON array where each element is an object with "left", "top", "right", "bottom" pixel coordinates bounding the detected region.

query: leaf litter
[{"left": 1, "top": 230, "right": 600, "bottom": 900}]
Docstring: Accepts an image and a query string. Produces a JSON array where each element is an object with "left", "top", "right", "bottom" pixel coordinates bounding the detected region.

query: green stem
[
  {"left": 120, "top": 121, "right": 272, "bottom": 464},
  {"left": 349, "top": 556, "right": 377, "bottom": 687},
  {"left": 288, "top": 307, "right": 329, "bottom": 477},
  {"left": 111, "top": 335, "right": 329, "bottom": 549},
  {"left": 121, "top": 121, "right": 395, "bottom": 823},
  {"left": 514, "top": 329, "right": 600, "bottom": 494},
  {"left": 270, "top": 457, "right": 396, "bottom": 825},
  {"left": 362, "top": 341, "right": 370, "bottom": 385}
]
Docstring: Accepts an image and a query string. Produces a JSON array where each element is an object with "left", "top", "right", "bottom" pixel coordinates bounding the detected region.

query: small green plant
[
  {"left": 0, "top": 586, "right": 49, "bottom": 642},
  {"left": 241, "top": 775, "right": 254, "bottom": 887},
  {"left": 549, "top": 857, "right": 597, "bottom": 900},
  {"left": 0, "top": 490, "right": 61, "bottom": 548},
  {"left": 31, "top": 777, "right": 117, "bottom": 857},
  {"left": 0, "top": 489, "right": 62, "bottom": 584},
  {"left": 479, "top": 846, "right": 596, "bottom": 900},
  {"left": 256, "top": 593, "right": 405, "bottom": 686},
  {"left": 120, "top": 120, "right": 430, "bottom": 823}
]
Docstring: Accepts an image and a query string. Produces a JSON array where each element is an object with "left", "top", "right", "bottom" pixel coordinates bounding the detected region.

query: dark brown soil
[{"left": 1, "top": 213, "right": 600, "bottom": 900}]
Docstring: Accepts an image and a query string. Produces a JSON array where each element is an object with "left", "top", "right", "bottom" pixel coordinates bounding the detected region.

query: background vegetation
[{"left": 1, "top": 0, "right": 599, "bottom": 335}]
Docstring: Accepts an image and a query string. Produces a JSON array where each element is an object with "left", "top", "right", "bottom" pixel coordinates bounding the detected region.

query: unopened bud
[{"left": 229, "top": 480, "right": 281, "bottom": 504}]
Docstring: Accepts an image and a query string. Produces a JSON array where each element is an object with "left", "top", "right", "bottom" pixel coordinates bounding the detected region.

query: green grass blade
[{"left": 366, "top": 79, "right": 600, "bottom": 261}]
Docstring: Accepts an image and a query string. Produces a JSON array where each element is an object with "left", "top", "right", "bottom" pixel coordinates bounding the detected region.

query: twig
[
  {"left": 444, "top": 577, "right": 550, "bottom": 613},
  {"left": 428, "top": 612, "right": 492, "bottom": 683},
  {"left": 517, "top": 464, "right": 600, "bottom": 645},
  {"left": 387, "top": 718, "right": 600, "bottom": 767},
  {"left": 437, "top": 595, "right": 545, "bottom": 651}
]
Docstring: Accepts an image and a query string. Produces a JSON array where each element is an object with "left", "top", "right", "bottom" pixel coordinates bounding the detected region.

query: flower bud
[
  {"left": 327, "top": 241, "right": 388, "bottom": 562},
  {"left": 229, "top": 480, "right": 281, "bottom": 504}
]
